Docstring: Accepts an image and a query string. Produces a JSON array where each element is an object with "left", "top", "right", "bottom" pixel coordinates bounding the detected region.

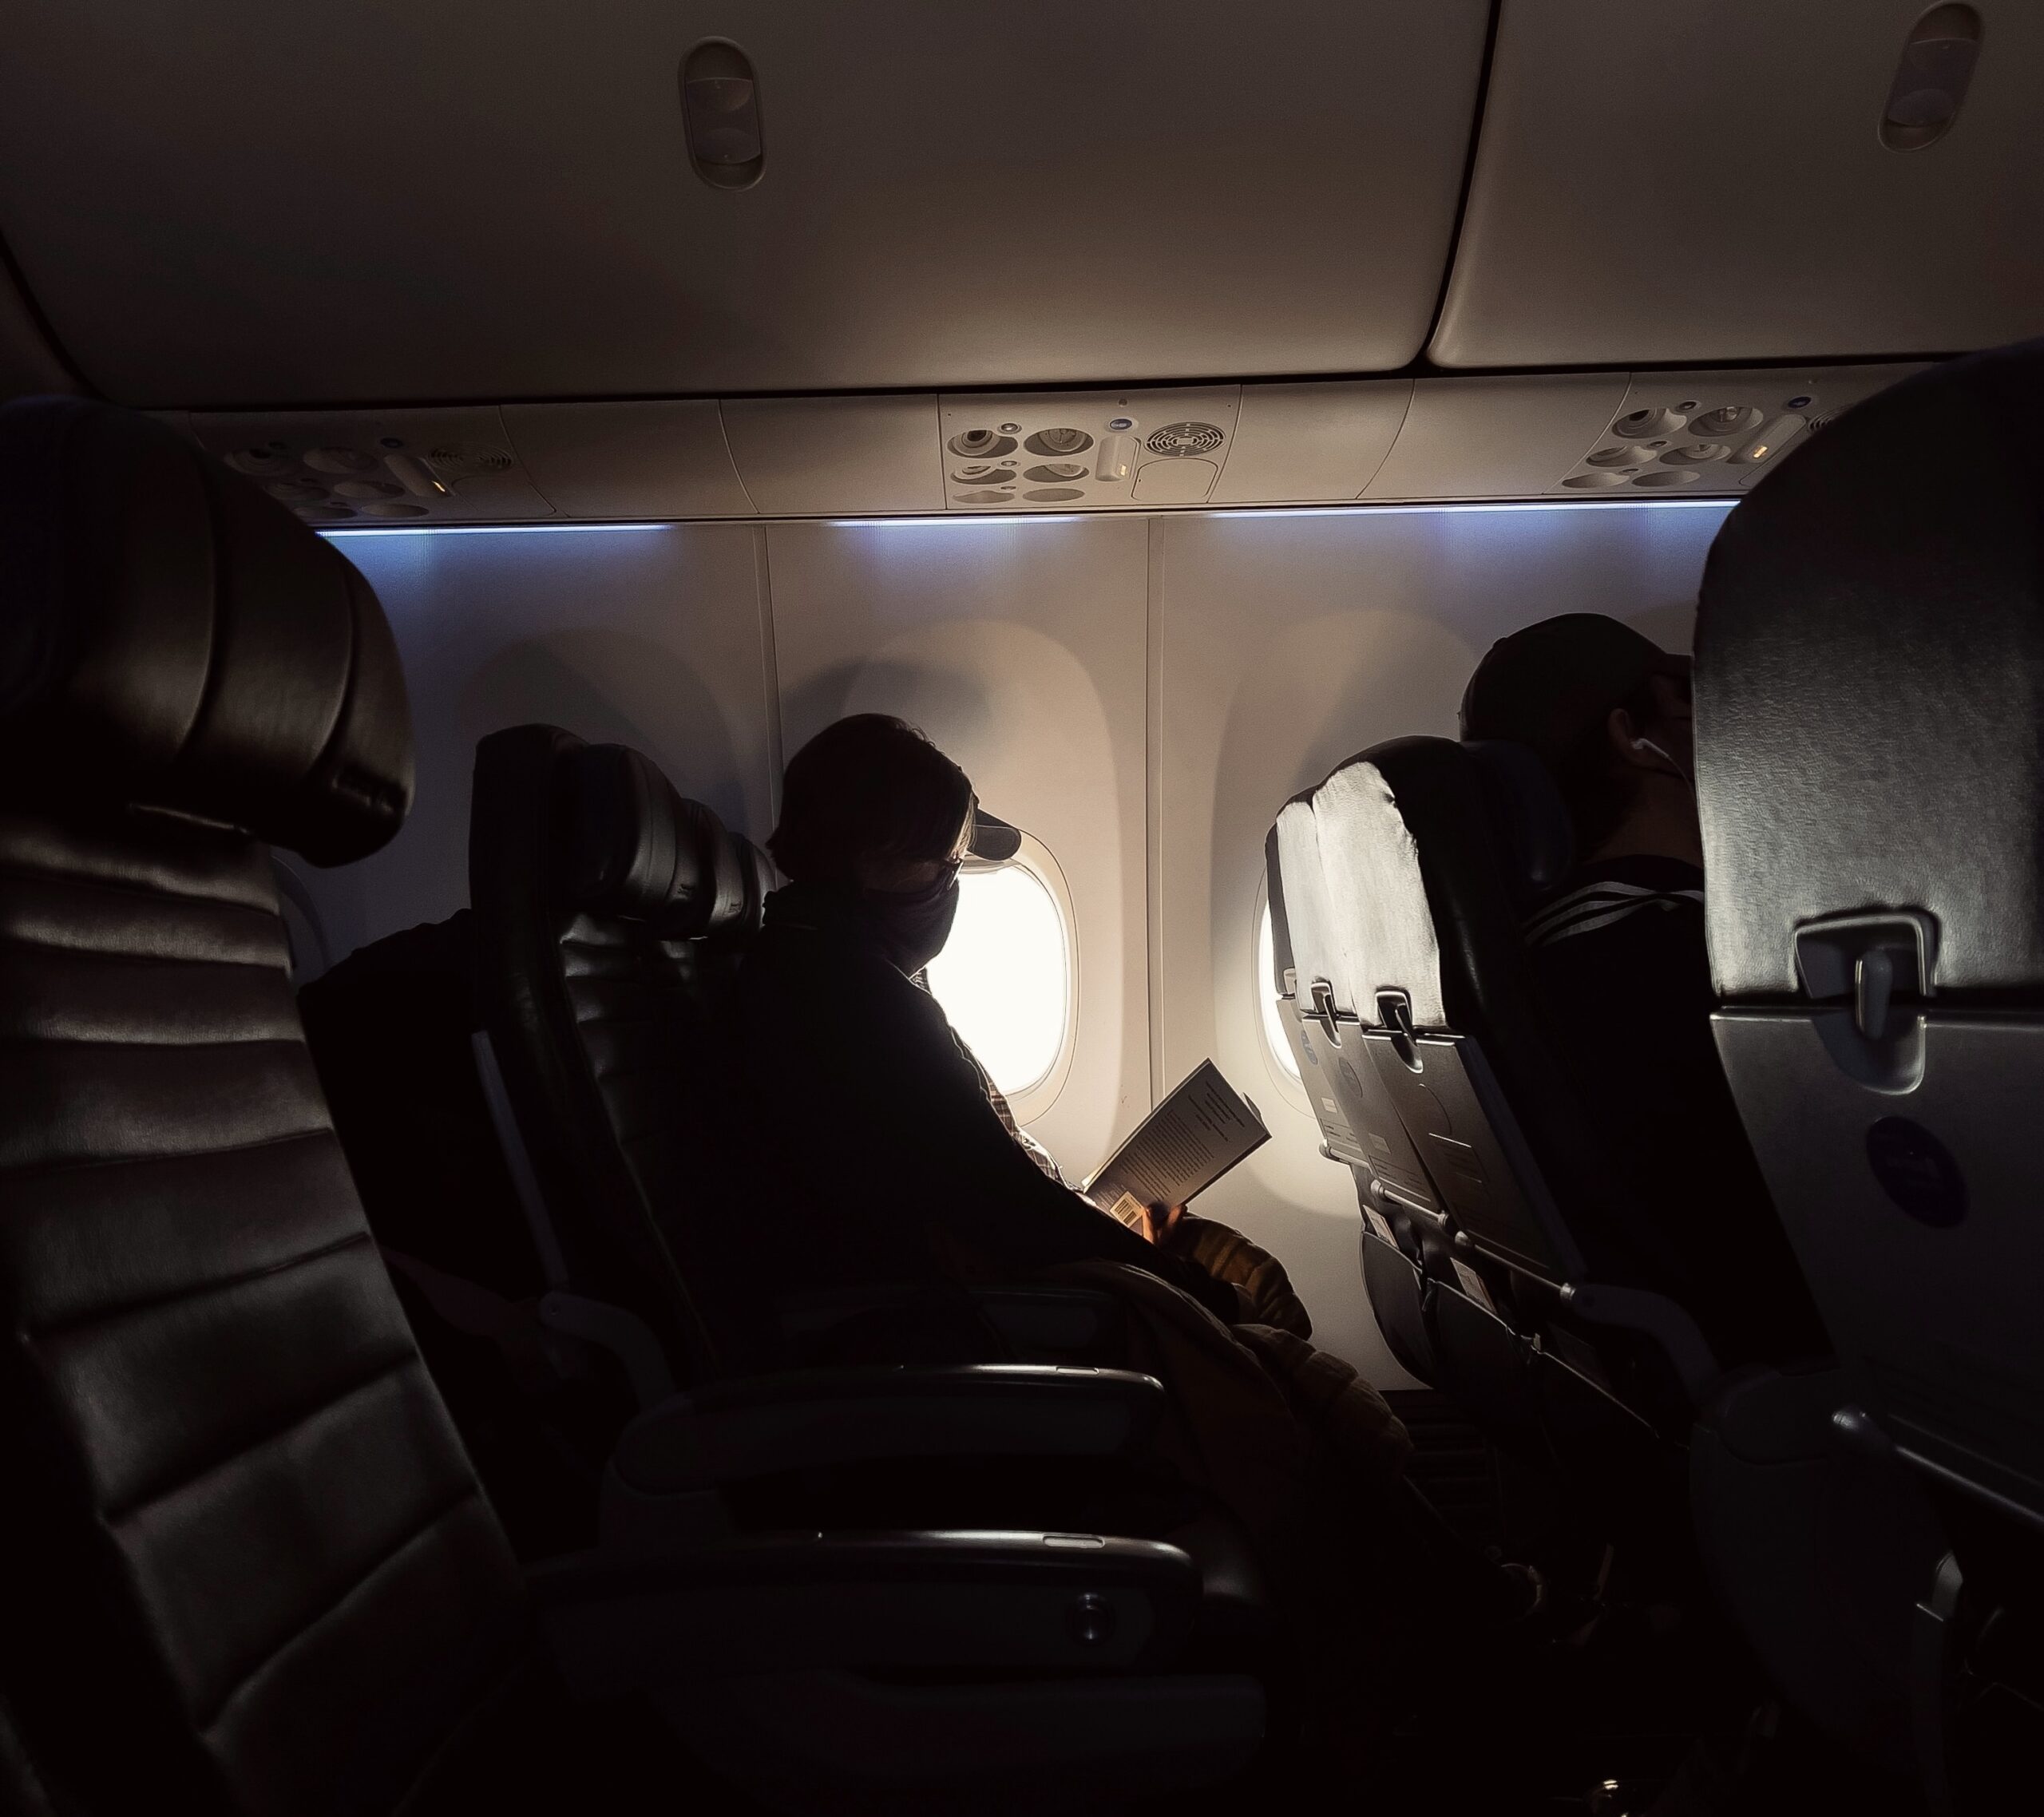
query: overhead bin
[
  {"left": 1431, "top": 1, "right": 2044, "bottom": 367},
  {"left": 0, "top": 2, "right": 1487, "bottom": 409}
]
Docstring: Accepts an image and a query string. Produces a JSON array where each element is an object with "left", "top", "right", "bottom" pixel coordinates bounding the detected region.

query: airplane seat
[
  {"left": 0, "top": 394, "right": 570, "bottom": 1811},
  {"left": 299, "top": 907, "right": 630, "bottom": 1558},
  {"left": 1296, "top": 732, "right": 1711, "bottom": 1510},
  {"left": 0, "top": 398, "right": 1266, "bottom": 1813},
  {"left": 1266, "top": 800, "right": 1443, "bottom": 1387},
  {"left": 469, "top": 721, "right": 768, "bottom": 1380},
  {"left": 469, "top": 722, "right": 1131, "bottom": 1387},
  {"left": 1696, "top": 338, "right": 2044, "bottom": 1789},
  {"left": 463, "top": 726, "right": 1273, "bottom": 1799}
]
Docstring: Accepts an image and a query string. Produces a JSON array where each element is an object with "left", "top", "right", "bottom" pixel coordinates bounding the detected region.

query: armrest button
[{"left": 1068, "top": 1591, "right": 1117, "bottom": 1649}]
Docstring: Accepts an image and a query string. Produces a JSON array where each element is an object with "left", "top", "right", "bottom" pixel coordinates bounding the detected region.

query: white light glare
[
  {"left": 321, "top": 521, "right": 672, "bottom": 538},
  {"left": 1213, "top": 497, "right": 1735, "bottom": 521},
  {"left": 1257, "top": 902, "right": 1301, "bottom": 1083},
  {"left": 925, "top": 865, "right": 1071, "bottom": 1098}
]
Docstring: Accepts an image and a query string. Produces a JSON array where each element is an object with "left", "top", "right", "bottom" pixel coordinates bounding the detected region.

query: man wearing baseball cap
[
  {"left": 699, "top": 712, "right": 1239, "bottom": 1348},
  {"left": 1463, "top": 615, "right": 1823, "bottom": 1365}
]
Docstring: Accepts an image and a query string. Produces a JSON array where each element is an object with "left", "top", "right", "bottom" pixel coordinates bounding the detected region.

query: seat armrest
[
  {"left": 531, "top": 1530, "right": 1200, "bottom": 1696},
  {"left": 613, "top": 1364, "right": 1167, "bottom": 1494},
  {"left": 1559, "top": 1281, "right": 1721, "bottom": 1405},
  {"left": 1700, "top": 1361, "right": 1851, "bottom": 1465},
  {"left": 972, "top": 1286, "right": 1126, "bottom": 1356},
  {"left": 777, "top": 1284, "right": 1126, "bottom": 1359},
  {"left": 537, "top": 1290, "right": 676, "bottom": 1409}
]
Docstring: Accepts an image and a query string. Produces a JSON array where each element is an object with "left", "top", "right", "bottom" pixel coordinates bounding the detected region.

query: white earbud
[{"left": 1630, "top": 734, "right": 1692, "bottom": 791}]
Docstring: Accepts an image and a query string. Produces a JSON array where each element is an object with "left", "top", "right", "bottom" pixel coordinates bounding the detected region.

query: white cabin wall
[
  {"left": 762, "top": 518, "right": 1152, "bottom": 1174},
  {"left": 1151, "top": 504, "right": 1722, "bottom": 1382},
  {"left": 303, "top": 524, "right": 777, "bottom": 962},
  {"left": 305, "top": 501, "right": 1727, "bottom": 1387}
]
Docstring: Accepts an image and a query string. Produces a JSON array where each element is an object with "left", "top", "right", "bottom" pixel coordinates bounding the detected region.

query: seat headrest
[
  {"left": 1697, "top": 338, "right": 2044, "bottom": 998},
  {"left": 564, "top": 742, "right": 767, "bottom": 939},
  {"left": 0, "top": 396, "right": 411, "bottom": 865},
  {"left": 1464, "top": 740, "right": 1575, "bottom": 914},
  {"left": 1308, "top": 749, "right": 1448, "bottom": 1029}
]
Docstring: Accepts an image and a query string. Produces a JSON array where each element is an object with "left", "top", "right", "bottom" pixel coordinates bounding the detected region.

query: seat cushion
[{"left": 0, "top": 803, "right": 530, "bottom": 1815}]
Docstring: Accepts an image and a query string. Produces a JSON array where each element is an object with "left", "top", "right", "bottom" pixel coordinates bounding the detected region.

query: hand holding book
[{"left": 1083, "top": 1061, "right": 1268, "bottom": 1235}]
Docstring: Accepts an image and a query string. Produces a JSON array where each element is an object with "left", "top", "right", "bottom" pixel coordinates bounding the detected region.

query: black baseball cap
[
  {"left": 1460, "top": 614, "right": 1690, "bottom": 774},
  {"left": 969, "top": 806, "right": 1021, "bottom": 862}
]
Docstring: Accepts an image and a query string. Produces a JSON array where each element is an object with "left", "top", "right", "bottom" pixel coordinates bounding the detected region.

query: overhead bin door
[
  {"left": 1432, "top": 1, "right": 2044, "bottom": 367},
  {"left": 0, "top": 2, "right": 1487, "bottom": 409}
]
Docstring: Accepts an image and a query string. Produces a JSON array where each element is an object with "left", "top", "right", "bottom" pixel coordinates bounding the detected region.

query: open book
[{"left": 1083, "top": 1060, "right": 1269, "bottom": 1233}]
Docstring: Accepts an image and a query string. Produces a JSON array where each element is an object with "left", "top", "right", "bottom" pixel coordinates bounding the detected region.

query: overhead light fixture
[{"left": 682, "top": 40, "right": 764, "bottom": 189}]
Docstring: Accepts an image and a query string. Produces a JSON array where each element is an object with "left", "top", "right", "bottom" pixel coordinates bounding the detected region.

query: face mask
[{"left": 868, "top": 866, "right": 961, "bottom": 976}]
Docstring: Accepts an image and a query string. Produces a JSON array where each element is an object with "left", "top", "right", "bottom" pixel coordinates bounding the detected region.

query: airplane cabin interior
[{"left": 1, "top": 5, "right": 2042, "bottom": 1814}]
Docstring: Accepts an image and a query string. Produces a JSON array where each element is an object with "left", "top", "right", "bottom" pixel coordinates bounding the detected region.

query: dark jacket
[
  {"left": 1524, "top": 856, "right": 1827, "bottom": 1366},
  {"left": 699, "top": 881, "right": 1236, "bottom": 1363}
]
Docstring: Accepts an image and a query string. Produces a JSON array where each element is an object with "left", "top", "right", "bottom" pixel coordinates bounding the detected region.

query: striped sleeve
[{"left": 1526, "top": 879, "right": 1705, "bottom": 948}]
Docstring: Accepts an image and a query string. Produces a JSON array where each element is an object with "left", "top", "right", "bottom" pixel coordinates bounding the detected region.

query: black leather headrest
[
  {"left": 564, "top": 742, "right": 767, "bottom": 938},
  {"left": 1697, "top": 339, "right": 2044, "bottom": 998},
  {"left": 0, "top": 395, "right": 411, "bottom": 864},
  {"left": 1464, "top": 740, "right": 1575, "bottom": 914}
]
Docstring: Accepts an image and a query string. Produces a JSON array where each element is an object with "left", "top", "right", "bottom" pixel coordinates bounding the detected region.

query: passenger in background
[
  {"left": 710, "top": 713, "right": 1543, "bottom": 1751},
  {"left": 1461, "top": 614, "right": 1825, "bottom": 1366},
  {"left": 722, "top": 711, "right": 1242, "bottom": 1340}
]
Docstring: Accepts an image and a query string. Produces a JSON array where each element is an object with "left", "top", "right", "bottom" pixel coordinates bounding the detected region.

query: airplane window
[
  {"left": 925, "top": 852, "right": 1072, "bottom": 1101},
  {"left": 1256, "top": 897, "right": 1302, "bottom": 1083}
]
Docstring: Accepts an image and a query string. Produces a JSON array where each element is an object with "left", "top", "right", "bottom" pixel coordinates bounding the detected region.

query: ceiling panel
[
  {"left": 0, "top": 2, "right": 1488, "bottom": 408},
  {"left": 1432, "top": 1, "right": 2044, "bottom": 368}
]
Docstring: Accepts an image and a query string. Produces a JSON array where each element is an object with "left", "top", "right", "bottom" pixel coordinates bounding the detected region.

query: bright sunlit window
[
  {"left": 926, "top": 856, "right": 1072, "bottom": 1100},
  {"left": 1257, "top": 897, "right": 1303, "bottom": 1083}
]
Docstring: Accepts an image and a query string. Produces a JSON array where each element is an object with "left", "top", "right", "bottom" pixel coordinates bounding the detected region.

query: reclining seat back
[
  {"left": 0, "top": 399, "right": 531, "bottom": 1813},
  {"left": 469, "top": 724, "right": 770, "bottom": 1382},
  {"left": 1697, "top": 339, "right": 2044, "bottom": 1533},
  {"left": 1266, "top": 800, "right": 1444, "bottom": 1384},
  {"left": 1308, "top": 736, "right": 1701, "bottom": 1466},
  {"left": 1307, "top": 740, "right": 1574, "bottom": 1443}
]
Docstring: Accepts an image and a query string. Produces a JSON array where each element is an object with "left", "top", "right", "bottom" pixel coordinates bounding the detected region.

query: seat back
[
  {"left": 468, "top": 724, "right": 770, "bottom": 1381},
  {"left": 1290, "top": 730, "right": 1709, "bottom": 1468},
  {"left": 1318, "top": 737, "right": 1600, "bottom": 1285},
  {"left": 1266, "top": 802, "right": 1444, "bottom": 1383},
  {"left": 0, "top": 398, "right": 527, "bottom": 1813},
  {"left": 1697, "top": 338, "right": 2044, "bottom": 1529}
]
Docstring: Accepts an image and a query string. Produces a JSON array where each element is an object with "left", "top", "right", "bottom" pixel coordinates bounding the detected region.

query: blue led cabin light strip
[{"left": 322, "top": 497, "right": 1733, "bottom": 540}]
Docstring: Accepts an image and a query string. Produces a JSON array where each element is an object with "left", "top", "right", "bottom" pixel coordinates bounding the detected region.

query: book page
[{"left": 1083, "top": 1060, "right": 1269, "bottom": 1219}]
